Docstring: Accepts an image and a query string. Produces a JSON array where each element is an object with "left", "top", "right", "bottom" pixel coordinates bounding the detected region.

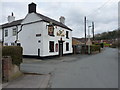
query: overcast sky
[{"left": 0, "top": 0, "right": 119, "bottom": 38}]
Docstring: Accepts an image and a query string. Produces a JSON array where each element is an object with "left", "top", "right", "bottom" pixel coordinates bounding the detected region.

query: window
[
  {"left": 13, "top": 28, "right": 17, "bottom": 36},
  {"left": 66, "top": 42, "right": 69, "bottom": 51},
  {"left": 5, "top": 30, "right": 8, "bottom": 37},
  {"left": 48, "top": 25, "right": 54, "bottom": 36},
  {"left": 49, "top": 41, "right": 54, "bottom": 52},
  {"left": 5, "top": 43, "right": 8, "bottom": 46},
  {"left": 11, "top": 43, "right": 15, "bottom": 46},
  {"left": 66, "top": 31, "right": 69, "bottom": 39},
  {"left": 17, "top": 43, "right": 21, "bottom": 46}
]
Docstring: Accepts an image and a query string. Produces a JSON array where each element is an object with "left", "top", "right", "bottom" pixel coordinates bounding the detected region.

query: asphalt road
[
  {"left": 20, "top": 47, "right": 118, "bottom": 88},
  {"left": 50, "top": 48, "right": 118, "bottom": 88}
]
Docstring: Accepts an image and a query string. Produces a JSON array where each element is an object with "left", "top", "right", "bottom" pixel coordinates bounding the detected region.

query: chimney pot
[
  {"left": 59, "top": 16, "right": 65, "bottom": 24},
  {"left": 8, "top": 12, "right": 15, "bottom": 23}
]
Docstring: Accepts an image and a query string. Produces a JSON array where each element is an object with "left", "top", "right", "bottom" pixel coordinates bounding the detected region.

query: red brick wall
[{"left": 2, "top": 56, "right": 12, "bottom": 82}]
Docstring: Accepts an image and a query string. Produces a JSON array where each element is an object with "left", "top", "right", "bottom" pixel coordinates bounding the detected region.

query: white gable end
[{"left": 21, "top": 13, "right": 42, "bottom": 24}]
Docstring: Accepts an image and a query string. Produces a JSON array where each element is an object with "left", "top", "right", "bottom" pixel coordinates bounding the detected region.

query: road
[
  {"left": 4, "top": 47, "right": 118, "bottom": 88},
  {"left": 21, "top": 47, "right": 118, "bottom": 88},
  {"left": 50, "top": 48, "right": 118, "bottom": 88}
]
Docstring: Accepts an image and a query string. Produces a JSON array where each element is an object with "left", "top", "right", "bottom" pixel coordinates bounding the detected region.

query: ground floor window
[
  {"left": 4, "top": 43, "right": 8, "bottom": 46},
  {"left": 49, "top": 41, "right": 54, "bottom": 52},
  {"left": 66, "top": 42, "right": 69, "bottom": 51},
  {"left": 11, "top": 43, "right": 15, "bottom": 46}
]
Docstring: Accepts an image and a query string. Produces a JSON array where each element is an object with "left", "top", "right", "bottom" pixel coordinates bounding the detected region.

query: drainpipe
[
  {"left": 2, "top": 28, "right": 4, "bottom": 46},
  {"left": 16, "top": 24, "right": 23, "bottom": 45},
  {"left": 15, "top": 25, "right": 18, "bottom": 45}
]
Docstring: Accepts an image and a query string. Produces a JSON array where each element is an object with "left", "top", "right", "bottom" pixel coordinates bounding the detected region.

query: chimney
[
  {"left": 28, "top": 2, "right": 36, "bottom": 13},
  {"left": 8, "top": 12, "right": 15, "bottom": 23},
  {"left": 59, "top": 16, "right": 65, "bottom": 24}
]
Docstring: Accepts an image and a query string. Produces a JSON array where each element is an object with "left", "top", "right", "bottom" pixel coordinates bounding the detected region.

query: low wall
[{"left": 2, "top": 56, "right": 23, "bottom": 82}]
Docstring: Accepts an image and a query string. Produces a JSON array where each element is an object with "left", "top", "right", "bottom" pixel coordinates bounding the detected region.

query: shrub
[
  {"left": 90, "top": 45, "right": 101, "bottom": 52},
  {"left": 2, "top": 46, "right": 23, "bottom": 66}
]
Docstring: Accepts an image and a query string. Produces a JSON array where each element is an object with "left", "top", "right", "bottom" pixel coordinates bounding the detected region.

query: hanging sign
[{"left": 57, "top": 30, "right": 65, "bottom": 37}]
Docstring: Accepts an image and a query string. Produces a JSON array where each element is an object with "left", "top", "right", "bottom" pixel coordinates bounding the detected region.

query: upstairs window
[
  {"left": 13, "top": 28, "right": 17, "bottom": 36},
  {"left": 66, "top": 31, "right": 69, "bottom": 39},
  {"left": 66, "top": 42, "right": 69, "bottom": 51},
  {"left": 5, "top": 30, "right": 8, "bottom": 37},
  {"left": 49, "top": 41, "right": 54, "bottom": 52},
  {"left": 48, "top": 25, "right": 54, "bottom": 36}
]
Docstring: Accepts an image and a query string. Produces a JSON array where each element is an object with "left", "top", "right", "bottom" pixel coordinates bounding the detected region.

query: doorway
[{"left": 58, "top": 41, "right": 64, "bottom": 57}]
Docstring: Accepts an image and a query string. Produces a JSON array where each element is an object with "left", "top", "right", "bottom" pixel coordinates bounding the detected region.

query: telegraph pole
[
  {"left": 92, "top": 22, "right": 95, "bottom": 40},
  {"left": 84, "top": 16, "right": 87, "bottom": 53},
  {"left": 84, "top": 16, "right": 87, "bottom": 43}
]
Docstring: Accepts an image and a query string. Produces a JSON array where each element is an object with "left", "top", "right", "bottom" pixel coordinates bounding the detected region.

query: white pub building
[{"left": 0, "top": 3, "right": 73, "bottom": 57}]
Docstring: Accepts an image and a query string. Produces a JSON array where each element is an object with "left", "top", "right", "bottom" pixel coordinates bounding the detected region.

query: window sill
[
  {"left": 49, "top": 35, "right": 55, "bottom": 37},
  {"left": 49, "top": 51, "right": 54, "bottom": 53}
]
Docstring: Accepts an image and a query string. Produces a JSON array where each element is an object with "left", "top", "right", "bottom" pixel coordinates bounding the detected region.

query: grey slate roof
[
  {"left": 36, "top": 13, "right": 72, "bottom": 31},
  {"left": 1, "top": 19, "right": 23, "bottom": 28},
  {"left": 1, "top": 13, "right": 72, "bottom": 31}
]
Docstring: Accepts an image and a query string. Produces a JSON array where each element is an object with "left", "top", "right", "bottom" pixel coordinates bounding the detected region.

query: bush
[
  {"left": 2, "top": 46, "right": 23, "bottom": 66},
  {"left": 91, "top": 45, "right": 101, "bottom": 52}
]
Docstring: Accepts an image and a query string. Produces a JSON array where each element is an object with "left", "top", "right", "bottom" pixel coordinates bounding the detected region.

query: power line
[{"left": 87, "top": 0, "right": 113, "bottom": 17}]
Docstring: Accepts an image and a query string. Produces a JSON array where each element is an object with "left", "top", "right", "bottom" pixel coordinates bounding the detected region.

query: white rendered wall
[
  {"left": 42, "top": 22, "right": 73, "bottom": 57},
  {"left": 21, "top": 13, "right": 42, "bottom": 25},
  {"left": 0, "top": 29, "right": 2, "bottom": 41},
  {"left": 19, "top": 13, "right": 43, "bottom": 56},
  {"left": 3, "top": 25, "right": 21, "bottom": 46}
]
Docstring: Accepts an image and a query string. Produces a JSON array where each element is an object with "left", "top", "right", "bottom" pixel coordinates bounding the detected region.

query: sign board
[
  {"left": 36, "top": 34, "right": 41, "bottom": 37},
  {"left": 57, "top": 30, "right": 65, "bottom": 37},
  {"left": 86, "top": 38, "right": 92, "bottom": 45}
]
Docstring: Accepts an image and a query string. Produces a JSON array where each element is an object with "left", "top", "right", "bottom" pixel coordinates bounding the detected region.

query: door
[
  {"left": 38, "top": 48, "right": 40, "bottom": 57},
  {"left": 58, "top": 41, "right": 63, "bottom": 57}
]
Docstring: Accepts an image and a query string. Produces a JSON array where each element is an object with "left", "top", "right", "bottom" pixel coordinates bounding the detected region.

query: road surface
[
  {"left": 21, "top": 47, "right": 118, "bottom": 88},
  {"left": 5, "top": 48, "right": 118, "bottom": 88}
]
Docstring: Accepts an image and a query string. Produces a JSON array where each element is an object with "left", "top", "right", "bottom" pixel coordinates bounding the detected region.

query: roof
[
  {"left": 1, "top": 13, "right": 72, "bottom": 31},
  {"left": 1, "top": 19, "right": 23, "bottom": 28},
  {"left": 72, "top": 38, "right": 82, "bottom": 45},
  {"left": 36, "top": 13, "right": 72, "bottom": 31}
]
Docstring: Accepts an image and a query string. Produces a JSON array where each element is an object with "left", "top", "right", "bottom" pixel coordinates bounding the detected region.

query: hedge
[
  {"left": 2, "top": 46, "right": 23, "bottom": 66},
  {"left": 90, "top": 45, "right": 101, "bottom": 52}
]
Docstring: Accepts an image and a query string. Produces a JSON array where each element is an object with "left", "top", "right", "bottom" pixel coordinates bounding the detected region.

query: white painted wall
[
  {"left": 42, "top": 22, "right": 72, "bottom": 57},
  {"left": 2, "top": 12, "right": 73, "bottom": 57},
  {"left": 21, "top": 13, "right": 42, "bottom": 25},
  {"left": 0, "top": 29, "right": 2, "bottom": 41},
  {"left": 3, "top": 25, "right": 21, "bottom": 46},
  {"left": 19, "top": 21, "right": 43, "bottom": 56},
  {"left": 19, "top": 13, "right": 43, "bottom": 56}
]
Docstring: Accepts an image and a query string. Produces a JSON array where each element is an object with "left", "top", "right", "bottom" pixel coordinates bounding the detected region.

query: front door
[
  {"left": 38, "top": 48, "right": 40, "bottom": 57},
  {"left": 58, "top": 41, "right": 63, "bottom": 57}
]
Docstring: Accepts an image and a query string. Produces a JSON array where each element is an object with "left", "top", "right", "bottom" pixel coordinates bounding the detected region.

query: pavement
[
  {"left": 2, "top": 47, "right": 118, "bottom": 88},
  {"left": 3, "top": 74, "right": 50, "bottom": 88}
]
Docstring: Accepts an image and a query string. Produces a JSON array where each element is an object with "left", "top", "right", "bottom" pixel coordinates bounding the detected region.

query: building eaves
[
  {"left": 1, "top": 19, "right": 23, "bottom": 29},
  {"left": 36, "top": 13, "right": 72, "bottom": 31}
]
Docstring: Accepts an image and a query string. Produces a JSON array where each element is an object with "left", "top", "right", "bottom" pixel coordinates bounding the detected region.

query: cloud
[{"left": 0, "top": 1, "right": 118, "bottom": 38}]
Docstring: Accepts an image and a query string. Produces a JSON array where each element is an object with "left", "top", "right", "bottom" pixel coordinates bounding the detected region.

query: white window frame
[
  {"left": 5, "top": 30, "right": 8, "bottom": 37},
  {"left": 13, "top": 28, "right": 17, "bottom": 36}
]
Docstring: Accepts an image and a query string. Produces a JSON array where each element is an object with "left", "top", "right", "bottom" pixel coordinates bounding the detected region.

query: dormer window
[{"left": 48, "top": 25, "right": 54, "bottom": 36}]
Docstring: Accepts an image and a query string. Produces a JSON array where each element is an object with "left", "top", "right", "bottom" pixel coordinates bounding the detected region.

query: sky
[{"left": 0, "top": 0, "right": 119, "bottom": 38}]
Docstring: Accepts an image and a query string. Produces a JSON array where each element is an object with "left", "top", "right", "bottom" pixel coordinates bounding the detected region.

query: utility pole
[
  {"left": 84, "top": 16, "right": 87, "bottom": 53},
  {"left": 92, "top": 22, "right": 95, "bottom": 40}
]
